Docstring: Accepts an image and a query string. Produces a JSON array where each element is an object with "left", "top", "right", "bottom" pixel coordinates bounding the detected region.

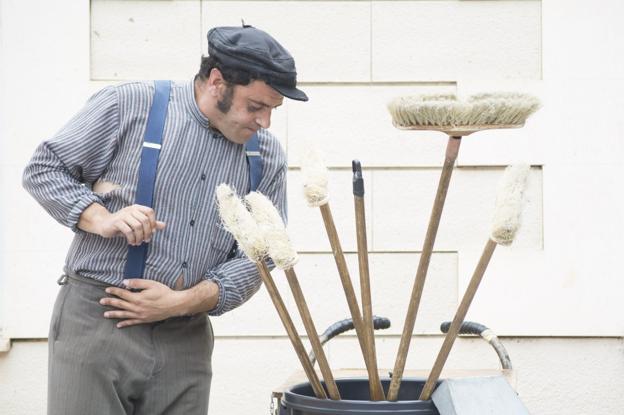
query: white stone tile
[
  {"left": 91, "top": 0, "right": 201, "bottom": 80},
  {"left": 538, "top": 80, "right": 624, "bottom": 165},
  {"left": 2, "top": 1, "right": 91, "bottom": 164},
  {"left": 458, "top": 244, "right": 624, "bottom": 337},
  {"left": 210, "top": 337, "right": 309, "bottom": 415},
  {"left": 506, "top": 338, "right": 624, "bottom": 415},
  {"left": 543, "top": 0, "right": 624, "bottom": 81},
  {"left": 286, "top": 84, "right": 457, "bottom": 168},
  {"left": 372, "top": 1, "right": 541, "bottom": 81},
  {"left": 289, "top": 252, "right": 458, "bottom": 337},
  {"left": 371, "top": 167, "right": 543, "bottom": 251},
  {"left": 326, "top": 336, "right": 504, "bottom": 375},
  {"left": 201, "top": 1, "right": 371, "bottom": 82},
  {"left": 0, "top": 341, "right": 48, "bottom": 415},
  {"left": 1, "top": 249, "right": 64, "bottom": 338}
]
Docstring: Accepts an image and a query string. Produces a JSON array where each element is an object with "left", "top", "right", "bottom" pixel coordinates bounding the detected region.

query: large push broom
[{"left": 385, "top": 93, "right": 540, "bottom": 400}]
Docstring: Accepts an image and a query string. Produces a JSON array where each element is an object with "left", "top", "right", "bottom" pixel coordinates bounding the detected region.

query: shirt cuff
[
  {"left": 67, "top": 193, "right": 105, "bottom": 232},
  {"left": 204, "top": 271, "right": 227, "bottom": 316}
]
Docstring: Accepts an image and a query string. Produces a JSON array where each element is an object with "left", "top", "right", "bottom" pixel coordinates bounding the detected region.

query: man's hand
[
  {"left": 79, "top": 203, "right": 166, "bottom": 245},
  {"left": 100, "top": 279, "right": 220, "bottom": 328},
  {"left": 100, "top": 279, "right": 185, "bottom": 328}
]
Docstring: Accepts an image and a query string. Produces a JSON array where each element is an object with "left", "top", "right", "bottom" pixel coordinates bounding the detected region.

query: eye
[{"left": 248, "top": 105, "right": 262, "bottom": 113}]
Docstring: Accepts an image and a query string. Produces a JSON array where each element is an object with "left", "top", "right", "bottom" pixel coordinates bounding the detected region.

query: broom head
[{"left": 388, "top": 92, "right": 540, "bottom": 136}]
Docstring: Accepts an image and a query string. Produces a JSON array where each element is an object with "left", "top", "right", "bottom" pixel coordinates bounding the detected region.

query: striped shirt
[{"left": 22, "top": 80, "right": 288, "bottom": 316}]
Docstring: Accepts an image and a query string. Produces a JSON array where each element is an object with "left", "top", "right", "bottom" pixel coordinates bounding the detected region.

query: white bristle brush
[
  {"left": 300, "top": 146, "right": 329, "bottom": 207},
  {"left": 245, "top": 192, "right": 341, "bottom": 400},
  {"left": 216, "top": 184, "right": 267, "bottom": 261},
  {"left": 491, "top": 164, "right": 531, "bottom": 245},
  {"left": 419, "top": 164, "right": 531, "bottom": 401},
  {"left": 388, "top": 92, "right": 540, "bottom": 132},
  {"left": 215, "top": 184, "right": 327, "bottom": 400}
]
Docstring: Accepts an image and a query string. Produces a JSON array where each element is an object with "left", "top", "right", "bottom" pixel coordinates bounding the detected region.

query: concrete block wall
[{"left": 1, "top": 0, "right": 623, "bottom": 414}]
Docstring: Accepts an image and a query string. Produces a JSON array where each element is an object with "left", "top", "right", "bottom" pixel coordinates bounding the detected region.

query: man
[{"left": 23, "top": 25, "right": 307, "bottom": 415}]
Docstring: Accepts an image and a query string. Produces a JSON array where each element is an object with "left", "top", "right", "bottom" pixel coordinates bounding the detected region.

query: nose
[{"left": 255, "top": 109, "right": 271, "bottom": 129}]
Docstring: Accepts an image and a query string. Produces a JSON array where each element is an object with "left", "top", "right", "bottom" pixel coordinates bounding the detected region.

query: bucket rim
[{"left": 282, "top": 377, "right": 439, "bottom": 413}]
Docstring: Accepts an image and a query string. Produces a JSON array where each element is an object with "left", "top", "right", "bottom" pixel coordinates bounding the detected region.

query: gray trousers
[{"left": 48, "top": 274, "right": 214, "bottom": 415}]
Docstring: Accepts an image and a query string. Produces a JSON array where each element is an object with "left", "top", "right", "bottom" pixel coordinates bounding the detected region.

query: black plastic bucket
[{"left": 280, "top": 378, "right": 439, "bottom": 414}]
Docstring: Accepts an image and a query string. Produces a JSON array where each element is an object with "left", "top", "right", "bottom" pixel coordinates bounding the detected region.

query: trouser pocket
[{"left": 49, "top": 283, "right": 72, "bottom": 343}]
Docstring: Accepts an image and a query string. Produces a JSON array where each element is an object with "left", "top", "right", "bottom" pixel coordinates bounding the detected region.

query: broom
[
  {"left": 386, "top": 92, "right": 539, "bottom": 401},
  {"left": 352, "top": 160, "right": 384, "bottom": 400},
  {"left": 216, "top": 184, "right": 327, "bottom": 399},
  {"left": 245, "top": 191, "right": 341, "bottom": 400},
  {"left": 419, "top": 164, "right": 531, "bottom": 400},
  {"left": 300, "top": 148, "right": 385, "bottom": 401}
]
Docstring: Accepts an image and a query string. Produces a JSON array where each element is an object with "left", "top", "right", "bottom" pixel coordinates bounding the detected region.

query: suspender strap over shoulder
[
  {"left": 124, "top": 80, "right": 264, "bottom": 277},
  {"left": 245, "top": 132, "right": 262, "bottom": 192},
  {"left": 124, "top": 80, "right": 171, "bottom": 278}
]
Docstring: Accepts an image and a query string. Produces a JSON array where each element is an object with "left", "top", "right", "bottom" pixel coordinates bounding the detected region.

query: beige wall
[{"left": 1, "top": 0, "right": 623, "bottom": 413}]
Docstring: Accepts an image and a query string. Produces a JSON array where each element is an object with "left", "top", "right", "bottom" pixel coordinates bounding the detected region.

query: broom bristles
[
  {"left": 245, "top": 192, "right": 299, "bottom": 270},
  {"left": 215, "top": 184, "right": 267, "bottom": 261},
  {"left": 490, "top": 164, "right": 531, "bottom": 245},
  {"left": 300, "top": 146, "right": 329, "bottom": 207},
  {"left": 388, "top": 92, "right": 540, "bottom": 129}
]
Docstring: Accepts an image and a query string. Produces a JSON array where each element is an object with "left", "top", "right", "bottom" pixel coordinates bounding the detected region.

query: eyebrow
[{"left": 249, "top": 99, "right": 282, "bottom": 109}]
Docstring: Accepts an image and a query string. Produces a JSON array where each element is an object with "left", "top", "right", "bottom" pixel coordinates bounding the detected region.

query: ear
[{"left": 206, "top": 68, "right": 226, "bottom": 96}]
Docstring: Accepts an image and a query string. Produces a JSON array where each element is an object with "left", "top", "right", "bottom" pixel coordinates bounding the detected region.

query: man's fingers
[
  {"left": 130, "top": 210, "right": 153, "bottom": 242},
  {"left": 116, "top": 319, "right": 144, "bottom": 328},
  {"left": 133, "top": 205, "right": 159, "bottom": 229},
  {"left": 100, "top": 296, "right": 139, "bottom": 312},
  {"left": 125, "top": 216, "right": 145, "bottom": 246},
  {"left": 156, "top": 221, "right": 166, "bottom": 230},
  {"left": 103, "top": 310, "right": 139, "bottom": 320},
  {"left": 123, "top": 278, "right": 160, "bottom": 290},
  {"left": 105, "top": 286, "right": 138, "bottom": 302},
  {"left": 133, "top": 205, "right": 158, "bottom": 232},
  {"left": 114, "top": 221, "right": 136, "bottom": 245}
]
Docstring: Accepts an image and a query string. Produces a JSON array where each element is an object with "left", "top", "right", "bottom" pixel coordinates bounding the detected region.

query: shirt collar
[{"left": 184, "top": 79, "right": 224, "bottom": 139}]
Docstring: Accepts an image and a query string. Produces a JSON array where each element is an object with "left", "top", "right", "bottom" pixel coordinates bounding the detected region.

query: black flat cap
[{"left": 208, "top": 25, "right": 308, "bottom": 102}]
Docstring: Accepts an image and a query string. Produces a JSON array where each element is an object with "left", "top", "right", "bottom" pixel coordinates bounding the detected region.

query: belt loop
[{"left": 57, "top": 274, "right": 68, "bottom": 286}]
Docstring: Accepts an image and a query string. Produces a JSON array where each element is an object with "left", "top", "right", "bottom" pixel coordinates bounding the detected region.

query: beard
[{"left": 217, "top": 84, "right": 235, "bottom": 114}]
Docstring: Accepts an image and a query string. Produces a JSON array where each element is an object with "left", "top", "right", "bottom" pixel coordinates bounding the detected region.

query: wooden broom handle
[
  {"left": 354, "top": 195, "right": 385, "bottom": 400},
  {"left": 419, "top": 238, "right": 498, "bottom": 400},
  {"left": 387, "top": 136, "right": 462, "bottom": 401},
  {"left": 284, "top": 268, "right": 341, "bottom": 400},
  {"left": 256, "top": 261, "right": 327, "bottom": 399},
  {"left": 319, "top": 202, "right": 386, "bottom": 400}
]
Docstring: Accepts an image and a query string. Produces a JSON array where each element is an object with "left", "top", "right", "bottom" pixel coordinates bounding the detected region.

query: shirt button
[
  {"left": 181, "top": 261, "right": 188, "bottom": 269},
  {"left": 189, "top": 220, "right": 195, "bottom": 227},
  {"left": 200, "top": 173, "right": 206, "bottom": 181}
]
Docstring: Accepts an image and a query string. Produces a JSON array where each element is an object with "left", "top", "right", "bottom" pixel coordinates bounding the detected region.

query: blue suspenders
[
  {"left": 124, "top": 80, "right": 263, "bottom": 278},
  {"left": 245, "top": 130, "right": 262, "bottom": 192}
]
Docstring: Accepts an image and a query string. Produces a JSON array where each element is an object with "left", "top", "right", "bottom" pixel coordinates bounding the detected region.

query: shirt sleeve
[
  {"left": 22, "top": 86, "right": 121, "bottom": 231},
  {"left": 204, "top": 163, "right": 287, "bottom": 316}
]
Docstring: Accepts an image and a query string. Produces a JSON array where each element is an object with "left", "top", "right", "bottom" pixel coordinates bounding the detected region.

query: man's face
[{"left": 213, "top": 80, "right": 284, "bottom": 144}]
